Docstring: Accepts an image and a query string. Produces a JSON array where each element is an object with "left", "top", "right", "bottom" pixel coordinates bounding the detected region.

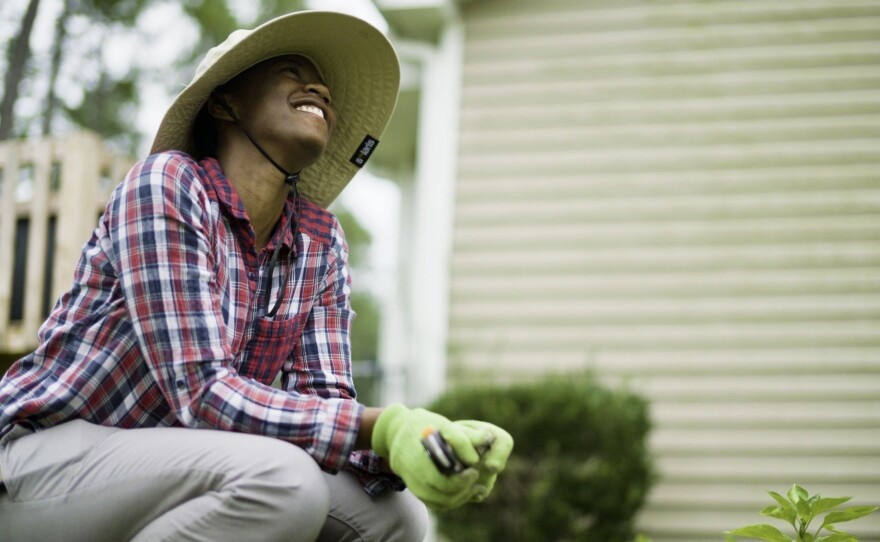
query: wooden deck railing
[{"left": 0, "top": 131, "right": 132, "bottom": 355}]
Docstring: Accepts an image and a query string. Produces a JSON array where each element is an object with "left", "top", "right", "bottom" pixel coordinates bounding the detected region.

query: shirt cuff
[
  {"left": 313, "top": 399, "right": 364, "bottom": 473},
  {"left": 346, "top": 450, "right": 406, "bottom": 496}
]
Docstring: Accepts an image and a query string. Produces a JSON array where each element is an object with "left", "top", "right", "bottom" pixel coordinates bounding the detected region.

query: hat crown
[{"left": 195, "top": 28, "right": 251, "bottom": 81}]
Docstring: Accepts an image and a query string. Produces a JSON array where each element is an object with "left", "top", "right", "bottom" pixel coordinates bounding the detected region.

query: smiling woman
[
  {"left": 210, "top": 54, "right": 337, "bottom": 186},
  {"left": 0, "top": 9, "right": 516, "bottom": 542},
  {"left": 193, "top": 55, "right": 333, "bottom": 163}
]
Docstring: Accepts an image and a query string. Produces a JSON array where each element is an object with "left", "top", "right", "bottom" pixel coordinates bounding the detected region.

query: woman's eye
[{"left": 284, "top": 66, "right": 302, "bottom": 77}]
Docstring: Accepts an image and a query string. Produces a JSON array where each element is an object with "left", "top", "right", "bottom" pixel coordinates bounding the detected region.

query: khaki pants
[{"left": 0, "top": 420, "right": 427, "bottom": 542}]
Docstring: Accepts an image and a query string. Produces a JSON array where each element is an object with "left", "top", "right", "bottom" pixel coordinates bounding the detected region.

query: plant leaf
[
  {"left": 761, "top": 505, "right": 797, "bottom": 526},
  {"left": 769, "top": 491, "right": 795, "bottom": 511},
  {"left": 824, "top": 525, "right": 852, "bottom": 535},
  {"left": 812, "top": 497, "right": 852, "bottom": 516},
  {"left": 796, "top": 497, "right": 813, "bottom": 523},
  {"left": 814, "top": 535, "right": 858, "bottom": 542},
  {"left": 820, "top": 506, "right": 879, "bottom": 529},
  {"left": 727, "top": 524, "right": 794, "bottom": 542},
  {"left": 788, "top": 484, "right": 809, "bottom": 504}
]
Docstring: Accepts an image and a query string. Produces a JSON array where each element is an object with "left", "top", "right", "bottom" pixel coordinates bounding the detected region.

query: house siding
[{"left": 448, "top": 1, "right": 880, "bottom": 540}]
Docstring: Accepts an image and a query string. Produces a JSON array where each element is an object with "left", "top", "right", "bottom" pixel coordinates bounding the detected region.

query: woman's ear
[{"left": 207, "top": 92, "right": 235, "bottom": 121}]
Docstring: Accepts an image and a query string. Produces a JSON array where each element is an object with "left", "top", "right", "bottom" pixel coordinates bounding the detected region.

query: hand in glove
[
  {"left": 371, "top": 404, "right": 483, "bottom": 510},
  {"left": 454, "top": 420, "right": 514, "bottom": 502}
]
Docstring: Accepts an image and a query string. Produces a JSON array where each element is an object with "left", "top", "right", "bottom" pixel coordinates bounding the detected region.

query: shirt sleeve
[
  {"left": 106, "top": 153, "right": 362, "bottom": 473},
  {"left": 346, "top": 450, "right": 407, "bottom": 495},
  {"left": 283, "top": 214, "right": 406, "bottom": 493},
  {"left": 285, "top": 215, "right": 358, "bottom": 401}
]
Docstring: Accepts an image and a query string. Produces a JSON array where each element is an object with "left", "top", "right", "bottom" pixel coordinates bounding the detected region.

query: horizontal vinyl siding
[{"left": 450, "top": 0, "right": 880, "bottom": 540}]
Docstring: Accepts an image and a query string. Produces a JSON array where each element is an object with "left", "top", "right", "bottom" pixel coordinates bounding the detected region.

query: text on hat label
[{"left": 350, "top": 135, "right": 380, "bottom": 168}]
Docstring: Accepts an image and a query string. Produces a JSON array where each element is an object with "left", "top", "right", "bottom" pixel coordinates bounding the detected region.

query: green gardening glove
[
  {"left": 454, "top": 420, "right": 514, "bottom": 502},
  {"left": 372, "top": 404, "right": 482, "bottom": 510}
]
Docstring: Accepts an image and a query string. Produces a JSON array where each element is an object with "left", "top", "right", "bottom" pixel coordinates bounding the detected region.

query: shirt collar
[{"left": 199, "top": 156, "right": 296, "bottom": 251}]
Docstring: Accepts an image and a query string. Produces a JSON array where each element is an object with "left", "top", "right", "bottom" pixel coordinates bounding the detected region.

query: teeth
[{"left": 295, "top": 104, "right": 324, "bottom": 119}]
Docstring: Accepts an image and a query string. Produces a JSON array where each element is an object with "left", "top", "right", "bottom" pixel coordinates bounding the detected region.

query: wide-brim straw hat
[{"left": 150, "top": 10, "right": 400, "bottom": 208}]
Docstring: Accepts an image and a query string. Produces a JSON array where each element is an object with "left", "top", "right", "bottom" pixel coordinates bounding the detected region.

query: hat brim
[{"left": 150, "top": 11, "right": 400, "bottom": 208}]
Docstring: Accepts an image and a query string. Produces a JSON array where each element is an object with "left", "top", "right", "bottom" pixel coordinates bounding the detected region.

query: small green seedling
[{"left": 725, "top": 484, "right": 878, "bottom": 542}]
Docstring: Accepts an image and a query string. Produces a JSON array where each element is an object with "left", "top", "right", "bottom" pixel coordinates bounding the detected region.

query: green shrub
[{"left": 428, "top": 372, "right": 655, "bottom": 542}]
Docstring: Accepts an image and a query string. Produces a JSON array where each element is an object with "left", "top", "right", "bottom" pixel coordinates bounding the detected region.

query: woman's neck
[{"left": 217, "top": 146, "right": 290, "bottom": 252}]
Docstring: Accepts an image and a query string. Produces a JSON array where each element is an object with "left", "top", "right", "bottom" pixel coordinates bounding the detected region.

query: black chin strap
[
  {"left": 213, "top": 93, "right": 300, "bottom": 186},
  {"left": 213, "top": 93, "right": 299, "bottom": 318}
]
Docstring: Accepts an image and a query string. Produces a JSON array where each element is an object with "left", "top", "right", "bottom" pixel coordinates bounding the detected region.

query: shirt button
[
  {"left": 176, "top": 380, "right": 186, "bottom": 390},
  {"left": 248, "top": 271, "right": 256, "bottom": 280}
]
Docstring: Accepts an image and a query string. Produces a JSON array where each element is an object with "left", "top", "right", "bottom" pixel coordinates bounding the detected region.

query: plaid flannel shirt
[{"left": 0, "top": 151, "right": 401, "bottom": 494}]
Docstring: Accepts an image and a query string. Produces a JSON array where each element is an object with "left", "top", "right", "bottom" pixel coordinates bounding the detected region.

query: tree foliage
[
  {"left": 179, "top": 0, "right": 239, "bottom": 65},
  {"left": 1, "top": 0, "right": 313, "bottom": 146},
  {"left": 336, "top": 207, "right": 381, "bottom": 363},
  {"left": 0, "top": 0, "right": 41, "bottom": 140},
  {"left": 0, "top": 0, "right": 151, "bottom": 147},
  {"left": 64, "top": 70, "right": 141, "bottom": 151},
  {"left": 256, "top": 0, "right": 309, "bottom": 21}
]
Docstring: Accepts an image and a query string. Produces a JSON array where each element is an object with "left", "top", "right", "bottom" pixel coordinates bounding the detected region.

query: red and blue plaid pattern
[{"left": 0, "top": 152, "right": 394, "bottom": 489}]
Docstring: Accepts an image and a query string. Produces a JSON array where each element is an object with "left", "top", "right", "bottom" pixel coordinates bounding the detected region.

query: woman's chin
[{"left": 282, "top": 138, "right": 329, "bottom": 172}]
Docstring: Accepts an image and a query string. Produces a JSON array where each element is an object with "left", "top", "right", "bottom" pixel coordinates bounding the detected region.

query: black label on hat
[{"left": 349, "top": 135, "right": 380, "bottom": 168}]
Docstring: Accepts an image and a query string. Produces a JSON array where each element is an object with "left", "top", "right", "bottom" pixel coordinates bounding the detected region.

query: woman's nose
[{"left": 304, "top": 83, "right": 331, "bottom": 105}]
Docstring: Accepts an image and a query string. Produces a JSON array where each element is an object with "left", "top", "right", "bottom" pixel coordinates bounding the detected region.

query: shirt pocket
[{"left": 237, "top": 313, "right": 305, "bottom": 386}]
